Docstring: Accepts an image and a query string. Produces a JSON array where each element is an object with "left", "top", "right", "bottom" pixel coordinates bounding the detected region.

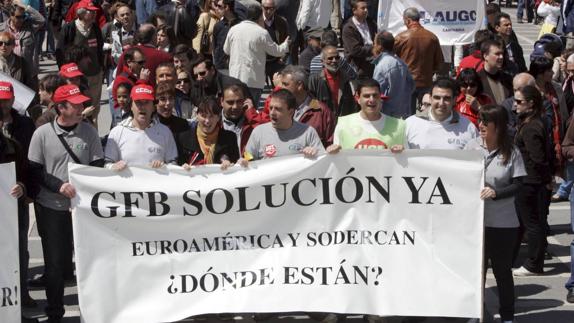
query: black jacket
[
  {"left": 56, "top": 20, "right": 104, "bottom": 68},
  {"left": 515, "top": 116, "right": 552, "bottom": 184},
  {"left": 1, "top": 109, "right": 36, "bottom": 198},
  {"left": 341, "top": 17, "right": 377, "bottom": 77},
  {"left": 212, "top": 16, "right": 240, "bottom": 70},
  {"left": 176, "top": 123, "right": 239, "bottom": 166},
  {"left": 308, "top": 69, "right": 356, "bottom": 116}
]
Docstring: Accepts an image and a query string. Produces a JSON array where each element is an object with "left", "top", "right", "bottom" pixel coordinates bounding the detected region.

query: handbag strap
[{"left": 51, "top": 122, "right": 82, "bottom": 164}]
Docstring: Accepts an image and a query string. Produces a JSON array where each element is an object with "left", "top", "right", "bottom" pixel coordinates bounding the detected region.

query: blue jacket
[{"left": 373, "top": 52, "right": 415, "bottom": 119}]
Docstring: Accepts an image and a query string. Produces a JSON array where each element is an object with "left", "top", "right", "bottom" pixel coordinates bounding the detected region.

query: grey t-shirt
[
  {"left": 28, "top": 120, "right": 104, "bottom": 211},
  {"left": 465, "top": 137, "right": 527, "bottom": 228},
  {"left": 245, "top": 121, "right": 325, "bottom": 160}
]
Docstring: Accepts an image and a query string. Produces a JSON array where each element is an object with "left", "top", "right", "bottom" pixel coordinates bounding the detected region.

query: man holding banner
[
  {"left": 0, "top": 82, "right": 38, "bottom": 322},
  {"left": 0, "top": 82, "right": 36, "bottom": 295},
  {"left": 27, "top": 84, "right": 104, "bottom": 323},
  {"left": 406, "top": 78, "right": 478, "bottom": 150},
  {"left": 242, "top": 88, "right": 324, "bottom": 163}
]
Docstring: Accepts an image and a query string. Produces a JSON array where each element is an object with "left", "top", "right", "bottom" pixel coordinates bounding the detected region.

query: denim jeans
[
  {"left": 557, "top": 161, "right": 574, "bottom": 198},
  {"left": 517, "top": 0, "right": 534, "bottom": 21},
  {"left": 35, "top": 203, "right": 74, "bottom": 320},
  {"left": 566, "top": 188, "right": 574, "bottom": 289}
]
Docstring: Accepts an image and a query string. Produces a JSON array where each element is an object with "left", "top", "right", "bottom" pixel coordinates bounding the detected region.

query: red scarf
[{"left": 544, "top": 83, "right": 564, "bottom": 170}]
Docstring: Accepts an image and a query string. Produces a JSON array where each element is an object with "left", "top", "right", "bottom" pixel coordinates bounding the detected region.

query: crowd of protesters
[{"left": 1, "top": 0, "right": 574, "bottom": 322}]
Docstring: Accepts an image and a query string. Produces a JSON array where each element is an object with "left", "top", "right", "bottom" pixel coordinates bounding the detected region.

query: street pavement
[{"left": 21, "top": 6, "right": 574, "bottom": 323}]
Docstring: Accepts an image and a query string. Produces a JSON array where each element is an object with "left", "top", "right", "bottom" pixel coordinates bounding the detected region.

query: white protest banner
[
  {"left": 0, "top": 73, "right": 35, "bottom": 115},
  {"left": 70, "top": 150, "right": 484, "bottom": 323},
  {"left": 0, "top": 162, "right": 21, "bottom": 322},
  {"left": 377, "top": 0, "right": 485, "bottom": 45}
]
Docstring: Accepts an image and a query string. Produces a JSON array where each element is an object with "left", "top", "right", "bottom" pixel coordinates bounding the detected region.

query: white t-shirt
[
  {"left": 105, "top": 117, "right": 178, "bottom": 166},
  {"left": 405, "top": 112, "right": 478, "bottom": 150}
]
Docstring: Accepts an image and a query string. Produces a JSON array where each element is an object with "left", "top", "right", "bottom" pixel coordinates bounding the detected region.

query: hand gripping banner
[{"left": 69, "top": 150, "right": 484, "bottom": 323}]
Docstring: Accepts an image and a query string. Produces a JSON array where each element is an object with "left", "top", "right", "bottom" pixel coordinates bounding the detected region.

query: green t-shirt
[{"left": 334, "top": 113, "right": 406, "bottom": 149}]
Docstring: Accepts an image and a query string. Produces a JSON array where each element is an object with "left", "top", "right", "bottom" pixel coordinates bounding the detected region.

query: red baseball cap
[
  {"left": 77, "top": 0, "right": 98, "bottom": 11},
  {"left": 53, "top": 85, "right": 91, "bottom": 104},
  {"left": 0, "top": 81, "right": 14, "bottom": 100},
  {"left": 59, "top": 63, "right": 84, "bottom": 78},
  {"left": 131, "top": 84, "right": 155, "bottom": 101}
]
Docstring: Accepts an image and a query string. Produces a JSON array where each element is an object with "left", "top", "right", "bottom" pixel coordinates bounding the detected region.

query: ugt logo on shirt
[
  {"left": 354, "top": 138, "right": 388, "bottom": 149},
  {"left": 264, "top": 144, "right": 277, "bottom": 157}
]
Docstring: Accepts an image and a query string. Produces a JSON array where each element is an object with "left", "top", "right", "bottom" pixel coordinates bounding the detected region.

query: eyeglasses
[
  {"left": 325, "top": 55, "right": 340, "bottom": 61},
  {"left": 193, "top": 70, "right": 208, "bottom": 78},
  {"left": 177, "top": 78, "right": 190, "bottom": 84},
  {"left": 0, "top": 41, "right": 14, "bottom": 47}
]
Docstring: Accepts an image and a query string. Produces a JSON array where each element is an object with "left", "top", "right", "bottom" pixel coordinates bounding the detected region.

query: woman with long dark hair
[
  {"left": 465, "top": 104, "right": 526, "bottom": 323},
  {"left": 512, "top": 85, "right": 552, "bottom": 277},
  {"left": 455, "top": 68, "right": 494, "bottom": 126}
]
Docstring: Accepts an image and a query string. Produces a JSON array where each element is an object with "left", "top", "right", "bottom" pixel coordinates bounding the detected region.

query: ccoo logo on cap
[{"left": 0, "top": 81, "right": 14, "bottom": 100}]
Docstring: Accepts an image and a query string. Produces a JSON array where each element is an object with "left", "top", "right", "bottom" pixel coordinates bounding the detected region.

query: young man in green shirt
[{"left": 327, "top": 78, "right": 406, "bottom": 153}]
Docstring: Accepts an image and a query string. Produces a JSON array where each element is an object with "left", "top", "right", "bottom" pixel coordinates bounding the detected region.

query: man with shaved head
[
  {"left": 500, "top": 72, "right": 536, "bottom": 138},
  {"left": 115, "top": 23, "right": 173, "bottom": 86}
]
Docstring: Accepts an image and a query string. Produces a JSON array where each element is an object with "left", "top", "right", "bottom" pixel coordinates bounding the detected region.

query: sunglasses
[
  {"left": 0, "top": 41, "right": 14, "bottom": 47},
  {"left": 325, "top": 55, "right": 340, "bottom": 61},
  {"left": 193, "top": 70, "right": 208, "bottom": 78},
  {"left": 515, "top": 99, "right": 528, "bottom": 104}
]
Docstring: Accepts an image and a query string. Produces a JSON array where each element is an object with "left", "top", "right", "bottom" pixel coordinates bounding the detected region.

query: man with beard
[
  {"left": 308, "top": 44, "right": 356, "bottom": 116},
  {"left": 189, "top": 56, "right": 250, "bottom": 107},
  {"left": 0, "top": 1, "right": 45, "bottom": 88},
  {"left": 220, "top": 83, "right": 258, "bottom": 153},
  {"left": 279, "top": 64, "right": 335, "bottom": 147}
]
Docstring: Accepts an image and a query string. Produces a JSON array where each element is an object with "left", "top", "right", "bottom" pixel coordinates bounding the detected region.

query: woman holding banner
[
  {"left": 176, "top": 96, "right": 239, "bottom": 169},
  {"left": 464, "top": 104, "right": 526, "bottom": 323}
]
